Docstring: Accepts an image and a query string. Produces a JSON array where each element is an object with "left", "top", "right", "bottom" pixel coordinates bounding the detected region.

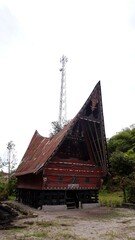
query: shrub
[
  {"left": 7, "top": 177, "right": 17, "bottom": 196},
  {"left": 0, "top": 182, "right": 8, "bottom": 200}
]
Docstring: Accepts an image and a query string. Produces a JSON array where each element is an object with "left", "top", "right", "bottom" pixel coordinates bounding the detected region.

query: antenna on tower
[{"left": 58, "top": 55, "right": 68, "bottom": 128}]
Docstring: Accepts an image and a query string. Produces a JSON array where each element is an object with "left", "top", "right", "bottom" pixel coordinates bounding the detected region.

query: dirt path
[{"left": 0, "top": 202, "right": 135, "bottom": 240}]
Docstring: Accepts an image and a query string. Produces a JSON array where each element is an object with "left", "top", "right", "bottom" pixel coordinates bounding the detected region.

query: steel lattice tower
[{"left": 59, "top": 55, "right": 68, "bottom": 128}]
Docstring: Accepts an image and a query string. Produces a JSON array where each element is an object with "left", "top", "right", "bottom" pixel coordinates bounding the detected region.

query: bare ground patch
[{"left": 0, "top": 202, "right": 135, "bottom": 240}]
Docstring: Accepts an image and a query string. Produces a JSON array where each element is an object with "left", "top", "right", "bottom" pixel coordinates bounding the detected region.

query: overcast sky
[{"left": 0, "top": 0, "right": 135, "bottom": 163}]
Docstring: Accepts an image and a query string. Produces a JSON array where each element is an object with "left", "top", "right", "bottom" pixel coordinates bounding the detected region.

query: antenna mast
[{"left": 59, "top": 55, "right": 68, "bottom": 128}]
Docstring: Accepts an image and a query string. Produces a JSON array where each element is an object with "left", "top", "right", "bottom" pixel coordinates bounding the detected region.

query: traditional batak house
[{"left": 15, "top": 81, "right": 108, "bottom": 208}]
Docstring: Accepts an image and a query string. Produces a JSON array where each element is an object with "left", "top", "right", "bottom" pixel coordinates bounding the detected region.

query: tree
[
  {"left": 107, "top": 125, "right": 135, "bottom": 203},
  {"left": 50, "top": 120, "right": 70, "bottom": 136},
  {"left": 50, "top": 121, "right": 62, "bottom": 136},
  {"left": 3, "top": 141, "right": 17, "bottom": 182},
  {"left": 110, "top": 151, "right": 133, "bottom": 176},
  {"left": 108, "top": 126, "right": 135, "bottom": 159},
  {"left": 0, "top": 157, "right": 2, "bottom": 171},
  {"left": 108, "top": 130, "right": 132, "bottom": 155},
  {"left": 109, "top": 151, "right": 134, "bottom": 202}
]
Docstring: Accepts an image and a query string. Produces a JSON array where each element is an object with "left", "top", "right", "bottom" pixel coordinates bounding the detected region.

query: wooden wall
[
  {"left": 17, "top": 172, "right": 43, "bottom": 190},
  {"left": 43, "top": 157, "right": 104, "bottom": 190}
]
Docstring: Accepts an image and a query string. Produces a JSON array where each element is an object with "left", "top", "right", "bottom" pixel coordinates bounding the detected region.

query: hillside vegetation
[{"left": 106, "top": 125, "right": 135, "bottom": 203}]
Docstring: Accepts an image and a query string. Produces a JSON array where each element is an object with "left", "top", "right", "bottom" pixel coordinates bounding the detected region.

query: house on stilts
[{"left": 15, "top": 81, "right": 108, "bottom": 208}]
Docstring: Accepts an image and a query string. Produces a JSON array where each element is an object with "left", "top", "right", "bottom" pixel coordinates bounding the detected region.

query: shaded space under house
[{"left": 15, "top": 81, "right": 109, "bottom": 209}]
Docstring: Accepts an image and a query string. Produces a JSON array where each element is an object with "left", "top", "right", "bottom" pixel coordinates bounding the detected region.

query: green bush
[
  {"left": 0, "top": 182, "right": 8, "bottom": 200},
  {"left": 7, "top": 177, "right": 17, "bottom": 196},
  {"left": 0, "top": 177, "right": 17, "bottom": 201}
]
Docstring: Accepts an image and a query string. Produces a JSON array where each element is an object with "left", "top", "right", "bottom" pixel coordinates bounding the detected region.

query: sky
[{"left": 0, "top": 0, "right": 135, "bottom": 164}]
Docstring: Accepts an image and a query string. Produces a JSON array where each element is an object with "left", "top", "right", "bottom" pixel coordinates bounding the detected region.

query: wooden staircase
[{"left": 66, "top": 197, "right": 76, "bottom": 209}]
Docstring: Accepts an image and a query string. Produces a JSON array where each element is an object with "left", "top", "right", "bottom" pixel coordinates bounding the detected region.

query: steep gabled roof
[
  {"left": 15, "top": 81, "right": 108, "bottom": 176},
  {"left": 15, "top": 120, "right": 74, "bottom": 176}
]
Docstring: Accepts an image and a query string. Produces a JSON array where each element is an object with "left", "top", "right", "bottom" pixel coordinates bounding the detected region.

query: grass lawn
[{"left": 99, "top": 190, "right": 123, "bottom": 207}]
